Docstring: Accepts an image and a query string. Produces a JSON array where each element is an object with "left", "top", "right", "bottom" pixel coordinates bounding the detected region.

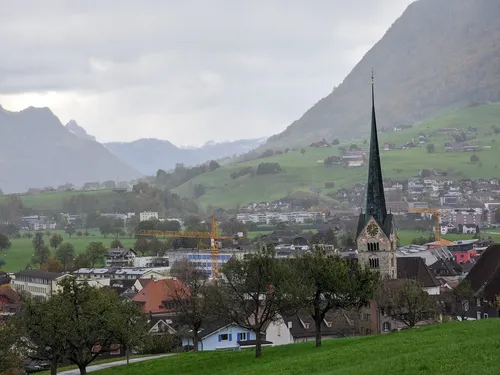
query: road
[{"left": 57, "top": 354, "right": 173, "bottom": 374}]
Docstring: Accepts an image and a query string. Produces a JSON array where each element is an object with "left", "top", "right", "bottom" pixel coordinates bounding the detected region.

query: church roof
[{"left": 357, "top": 75, "right": 392, "bottom": 238}]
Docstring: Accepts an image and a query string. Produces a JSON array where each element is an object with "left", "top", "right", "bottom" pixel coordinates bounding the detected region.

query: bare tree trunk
[
  {"left": 255, "top": 332, "right": 262, "bottom": 358},
  {"left": 126, "top": 345, "right": 130, "bottom": 365},
  {"left": 78, "top": 364, "right": 87, "bottom": 375},
  {"left": 193, "top": 331, "right": 199, "bottom": 352},
  {"left": 50, "top": 357, "right": 58, "bottom": 375},
  {"left": 315, "top": 317, "right": 322, "bottom": 347}
]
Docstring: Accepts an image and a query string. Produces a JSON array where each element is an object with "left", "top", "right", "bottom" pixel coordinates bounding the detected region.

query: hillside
[
  {"left": 265, "top": 0, "right": 500, "bottom": 149},
  {"left": 93, "top": 320, "right": 500, "bottom": 375},
  {"left": 105, "top": 138, "right": 267, "bottom": 176},
  {"left": 172, "top": 103, "right": 500, "bottom": 209},
  {"left": 0, "top": 105, "right": 141, "bottom": 193}
]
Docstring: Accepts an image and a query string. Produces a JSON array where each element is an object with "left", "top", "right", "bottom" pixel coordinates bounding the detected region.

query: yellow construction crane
[
  {"left": 408, "top": 208, "right": 454, "bottom": 246},
  {"left": 137, "top": 216, "right": 243, "bottom": 278}
]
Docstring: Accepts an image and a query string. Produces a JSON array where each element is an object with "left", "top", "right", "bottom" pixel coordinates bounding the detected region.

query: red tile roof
[{"left": 132, "top": 278, "right": 188, "bottom": 313}]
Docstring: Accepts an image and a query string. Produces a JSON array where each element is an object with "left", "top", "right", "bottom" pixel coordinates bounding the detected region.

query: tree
[
  {"left": 86, "top": 242, "right": 107, "bottom": 267},
  {"left": 85, "top": 212, "right": 101, "bottom": 229},
  {"left": 442, "top": 279, "right": 475, "bottom": 320},
  {"left": 192, "top": 184, "right": 206, "bottom": 199},
  {"left": 134, "top": 237, "right": 149, "bottom": 256},
  {"left": 377, "top": 279, "right": 436, "bottom": 328},
  {"left": 212, "top": 246, "right": 302, "bottom": 358},
  {"left": 65, "top": 225, "right": 76, "bottom": 237},
  {"left": 0, "top": 232, "right": 12, "bottom": 252},
  {"left": 208, "top": 160, "right": 220, "bottom": 171},
  {"left": 332, "top": 138, "right": 340, "bottom": 145},
  {"left": 56, "top": 243, "right": 76, "bottom": 271},
  {"left": 349, "top": 144, "right": 358, "bottom": 151},
  {"left": 32, "top": 232, "right": 50, "bottom": 266},
  {"left": 170, "top": 259, "right": 211, "bottom": 352},
  {"left": 0, "top": 320, "right": 22, "bottom": 373},
  {"left": 220, "top": 217, "right": 246, "bottom": 237},
  {"left": 149, "top": 238, "right": 166, "bottom": 255},
  {"left": 110, "top": 239, "right": 124, "bottom": 248},
  {"left": 47, "top": 277, "right": 146, "bottom": 375},
  {"left": 97, "top": 217, "right": 113, "bottom": 237},
  {"left": 470, "top": 154, "right": 479, "bottom": 164},
  {"left": 49, "top": 233, "right": 63, "bottom": 250},
  {"left": 296, "top": 248, "right": 380, "bottom": 347},
  {"left": 73, "top": 253, "right": 91, "bottom": 270},
  {"left": 300, "top": 148, "right": 306, "bottom": 155},
  {"left": 426, "top": 143, "right": 435, "bottom": 153},
  {"left": 184, "top": 216, "right": 202, "bottom": 229},
  {"left": 40, "top": 258, "right": 64, "bottom": 273}
]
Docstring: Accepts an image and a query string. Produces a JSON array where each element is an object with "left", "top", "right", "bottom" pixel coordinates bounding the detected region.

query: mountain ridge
[
  {"left": 264, "top": 0, "right": 500, "bottom": 149},
  {"left": 0, "top": 105, "right": 141, "bottom": 193}
]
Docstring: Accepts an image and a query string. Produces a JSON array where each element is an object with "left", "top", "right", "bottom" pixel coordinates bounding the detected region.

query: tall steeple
[{"left": 365, "top": 72, "right": 387, "bottom": 225}]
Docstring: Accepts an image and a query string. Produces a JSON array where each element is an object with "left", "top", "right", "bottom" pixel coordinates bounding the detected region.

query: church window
[
  {"left": 391, "top": 257, "right": 394, "bottom": 267},
  {"left": 369, "top": 257, "right": 379, "bottom": 269},
  {"left": 367, "top": 243, "right": 379, "bottom": 252}
]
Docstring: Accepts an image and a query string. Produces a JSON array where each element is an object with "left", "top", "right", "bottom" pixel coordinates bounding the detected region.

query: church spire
[{"left": 365, "top": 72, "right": 387, "bottom": 224}]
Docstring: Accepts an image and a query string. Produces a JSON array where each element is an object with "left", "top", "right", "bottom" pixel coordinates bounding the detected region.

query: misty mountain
[
  {"left": 105, "top": 137, "right": 267, "bottom": 175},
  {"left": 0, "top": 105, "right": 141, "bottom": 193},
  {"left": 65, "top": 120, "right": 96, "bottom": 142},
  {"left": 265, "top": 0, "right": 500, "bottom": 149}
]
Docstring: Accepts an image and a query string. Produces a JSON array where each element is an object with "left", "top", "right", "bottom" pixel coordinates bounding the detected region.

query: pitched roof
[
  {"left": 0, "top": 286, "right": 21, "bottom": 303},
  {"left": 279, "top": 312, "right": 351, "bottom": 339},
  {"left": 465, "top": 244, "right": 500, "bottom": 299},
  {"left": 397, "top": 257, "right": 440, "bottom": 287},
  {"left": 14, "top": 269, "right": 66, "bottom": 280},
  {"left": 131, "top": 278, "right": 188, "bottom": 313}
]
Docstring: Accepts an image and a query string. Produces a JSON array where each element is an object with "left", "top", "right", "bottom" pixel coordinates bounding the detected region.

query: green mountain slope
[
  {"left": 264, "top": 0, "right": 500, "bottom": 149},
  {"left": 173, "top": 103, "right": 500, "bottom": 209},
  {"left": 94, "top": 320, "right": 500, "bottom": 375}
]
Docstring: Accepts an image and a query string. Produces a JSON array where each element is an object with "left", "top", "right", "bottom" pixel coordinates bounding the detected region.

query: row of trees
[
  {"left": 31, "top": 232, "right": 111, "bottom": 271},
  {"left": 2, "top": 278, "right": 147, "bottom": 375}
]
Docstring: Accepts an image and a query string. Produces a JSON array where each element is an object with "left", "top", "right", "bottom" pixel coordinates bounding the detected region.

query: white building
[
  {"left": 73, "top": 267, "right": 169, "bottom": 281},
  {"left": 140, "top": 211, "right": 159, "bottom": 221},
  {"left": 11, "top": 270, "right": 69, "bottom": 299}
]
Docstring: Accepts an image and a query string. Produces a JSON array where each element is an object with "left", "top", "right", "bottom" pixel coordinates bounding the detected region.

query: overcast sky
[{"left": 0, "top": 0, "right": 414, "bottom": 146}]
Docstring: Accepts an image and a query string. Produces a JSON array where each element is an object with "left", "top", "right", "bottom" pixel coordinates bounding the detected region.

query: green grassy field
[
  {"left": 172, "top": 103, "right": 500, "bottom": 209},
  {"left": 0, "top": 230, "right": 136, "bottom": 272},
  {"left": 93, "top": 320, "right": 500, "bottom": 375}
]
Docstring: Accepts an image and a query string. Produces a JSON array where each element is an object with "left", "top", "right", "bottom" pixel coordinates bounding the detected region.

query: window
[
  {"left": 237, "top": 332, "right": 247, "bottom": 341},
  {"left": 218, "top": 333, "right": 231, "bottom": 342},
  {"left": 383, "top": 322, "right": 391, "bottom": 332},
  {"left": 367, "top": 243, "right": 380, "bottom": 252},
  {"left": 369, "top": 257, "right": 379, "bottom": 269},
  {"left": 391, "top": 257, "right": 394, "bottom": 267}
]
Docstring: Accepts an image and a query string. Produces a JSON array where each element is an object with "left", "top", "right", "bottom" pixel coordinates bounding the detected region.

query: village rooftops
[{"left": 14, "top": 269, "right": 67, "bottom": 280}]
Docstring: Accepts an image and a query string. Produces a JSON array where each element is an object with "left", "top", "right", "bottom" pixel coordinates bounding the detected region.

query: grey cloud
[{"left": 0, "top": 0, "right": 414, "bottom": 145}]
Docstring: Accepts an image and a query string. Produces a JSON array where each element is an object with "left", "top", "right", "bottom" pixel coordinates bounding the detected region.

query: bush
[
  {"left": 325, "top": 182, "right": 335, "bottom": 189},
  {"left": 139, "top": 334, "right": 180, "bottom": 355},
  {"left": 230, "top": 167, "right": 254, "bottom": 179},
  {"left": 256, "top": 162, "right": 281, "bottom": 175}
]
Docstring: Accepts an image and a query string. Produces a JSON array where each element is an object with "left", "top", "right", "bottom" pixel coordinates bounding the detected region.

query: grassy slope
[
  {"left": 173, "top": 103, "right": 500, "bottom": 209},
  {"left": 0, "top": 189, "right": 130, "bottom": 211},
  {"left": 94, "top": 320, "right": 500, "bottom": 375},
  {"left": 0, "top": 230, "right": 135, "bottom": 272}
]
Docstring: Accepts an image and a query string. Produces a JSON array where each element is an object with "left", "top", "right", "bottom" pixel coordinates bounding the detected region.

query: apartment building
[{"left": 11, "top": 270, "right": 69, "bottom": 299}]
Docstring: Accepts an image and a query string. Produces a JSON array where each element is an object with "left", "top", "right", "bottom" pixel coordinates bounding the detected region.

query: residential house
[
  {"left": 140, "top": 211, "right": 159, "bottom": 221},
  {"left": 266, "top": 311, "right": 367, "bottom": 346},
  {"left": 397, "top": 257, "right": 441, "bottom": 296},
  {"left": 131, "top": 278, "right": 187, "bottom": 314},
  {"left": 83, "top": 182, "right": 100, "bottom": 190},
  {"left": 465, "top": 244, "right": 500, "bottom": 319},
  {"left": 106, "top": 248, "right": 137, "bottom": 267},
  {"left": 11, "top": 270, "right": 69, "bottom": 299},
  {"left": 0, "top": 286, "right": 21, "bottom": 316},
  {"left": 0, "top": 271, "right": 10, "bottom": 286},
  {"left": 181, "top": 321, "right": 266, "bottom": 351},
  {"left": 148, "top": 316, "right": 177, "bottom": 336},
  {"left": 461, "top": 224, "right": 478, "bottom": 234}
]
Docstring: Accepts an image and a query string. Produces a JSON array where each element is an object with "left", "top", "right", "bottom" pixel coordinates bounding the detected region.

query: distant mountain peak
[{"left": 65, "top": 120, "right": 97, "bottom": 142}]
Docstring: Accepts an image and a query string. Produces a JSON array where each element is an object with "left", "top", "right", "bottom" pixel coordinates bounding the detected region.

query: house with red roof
[{"left": 131, "top": 278, "right": 189, "bottom": 314}]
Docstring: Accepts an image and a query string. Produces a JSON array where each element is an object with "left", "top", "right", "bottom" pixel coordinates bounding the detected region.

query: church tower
[{"left": 356, "top": 75, "right": 397, "bottom": 279}]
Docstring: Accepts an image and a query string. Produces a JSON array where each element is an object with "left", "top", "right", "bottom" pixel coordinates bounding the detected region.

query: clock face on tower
[{"left": 367, "top": 224, "right": 379, "bottom": 237}]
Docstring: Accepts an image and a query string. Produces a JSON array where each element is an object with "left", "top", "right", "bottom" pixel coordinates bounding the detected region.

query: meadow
[
  {"left": 93, "top": 319, "right": 500, "bottom": 375},
  {"left": 172, "top": 103, "right": 500, "bottom": 209},
  {"left": 0, "top": 230, "right": 136, "bottom": 272}
]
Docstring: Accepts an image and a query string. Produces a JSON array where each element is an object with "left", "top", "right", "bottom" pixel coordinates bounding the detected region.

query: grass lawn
[
  {"left": 0, "top": 230, "right": 136, "bottom": 272},
  {"left": 93, "top": 320, "right": 500, "bottom": 375},
  {"left": 396, "top": 229, "right": 500, "bottom": 245},
  {"left": 38, "top": 355, "right": 151, "bottom": 375},
  {"left": 172, "top": 103, "right": 500, "bottom": 209}
]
